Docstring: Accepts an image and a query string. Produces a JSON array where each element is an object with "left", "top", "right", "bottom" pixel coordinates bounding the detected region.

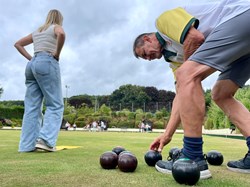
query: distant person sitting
[
  {"left": 100, "top": 121, "right": 105, "bottom": 131},
  {"left": 73, "top": 123, "right": 77, "bottom": 131},
  {"left": 91, "top": 121, "right": 98, "bottom": 131},
  {"left": 230, "top": 123, "right": 236, "bottom": 134},
  {"left": 65, "top": 122, "right": 71, "bottom": 131},
  {"left": 138, "top": 121, "right": 145, "bottom": 132}
]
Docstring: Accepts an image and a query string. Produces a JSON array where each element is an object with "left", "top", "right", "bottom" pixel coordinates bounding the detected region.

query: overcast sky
[{"left": 1, "top": 0, "right": 243, "bottom": 101}]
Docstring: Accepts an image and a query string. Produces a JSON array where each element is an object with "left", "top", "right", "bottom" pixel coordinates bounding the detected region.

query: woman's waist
[
  {"left": 34, "top": 51, "right": 54, "bottom": 57},
  {"left": 32, "top": 51, "right": 59, "bottom": 63}
]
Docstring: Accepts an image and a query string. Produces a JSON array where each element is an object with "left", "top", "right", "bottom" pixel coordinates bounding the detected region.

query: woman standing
[{"left": 14, "top": 9, "right": 65, "bottom": 152}]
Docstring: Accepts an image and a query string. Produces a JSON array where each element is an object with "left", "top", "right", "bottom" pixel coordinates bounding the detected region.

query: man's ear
[{"left": 143, "top": 35, "right": 152, "bottom": 43}]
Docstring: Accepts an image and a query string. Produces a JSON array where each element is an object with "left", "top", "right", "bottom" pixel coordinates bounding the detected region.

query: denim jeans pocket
[{"left": 35, "top": 61, "right": 50, "bottom": 75}]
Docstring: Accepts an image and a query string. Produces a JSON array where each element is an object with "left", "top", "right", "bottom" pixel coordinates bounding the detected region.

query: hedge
[{"left": 0, "top": 106, "right": 24, "bottom": 119}]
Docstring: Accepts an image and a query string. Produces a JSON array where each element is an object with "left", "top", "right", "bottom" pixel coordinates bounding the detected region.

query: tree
[
  {"left": 157, "top": 90, "right": 175, "bottom": 112},
  {"left": 204, "top": 89, "right": 212, "bottom": 110},
  {"left": 109, "top": 84, "right": 150, "bottom": 111},
  {"left": 98, "top": 95, "right": 110, "bottom": 107},
  {"left": 145, "top": 86, "right": 159, "bottom": 102},
  {"left": 77, "top": 104, "right": 94, "bottom": 116},
  {"left": 0, "top": 86, "right": 3, "bottom": 98},
  {"left": 158, "top": 90, "right": 175, "bottom": 103},
  {"left": 68, "top": 95, "right": 93, "bottom": 108}
]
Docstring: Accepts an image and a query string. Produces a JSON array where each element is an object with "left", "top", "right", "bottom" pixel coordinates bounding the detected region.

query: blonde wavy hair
[{"left": 38, "top": 9, "right": 63, "bottom": 32}]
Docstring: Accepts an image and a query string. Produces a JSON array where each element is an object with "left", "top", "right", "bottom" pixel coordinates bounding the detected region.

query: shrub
[
  {"left": 98, "top": 116, "right": 112, "bottom": 123},
  {"left": 116, "top": 120, "right": 135, "bottom": 128},
  {"left": 74, "top": 120, "right": 85, "bottom": 127},
  {"left": 10, "top": 118, "right": 22, "bottom": 127},
  {"left": 127, "top": 112, "right": 135, "bottom": 120},
  {"left": 74, "top": 116, "right": 86, "bottom": 127},
  {"left": 155, "top": 111, "right": 163, "bottom": 120},
  {"left": 153, "top": 120, "right": 165, "bottom": 129},
  {"left": 99, "top": 104, "right": 112, "bottom": 116},
  {"left": 145, "top": 112, "right": 153, "bottom": 119},
  {"left": 0, "top": 105, "right": 24, "bottom": 119},
  {"left": 135, "top": 109, "right": 143, "bottom": 114},
  {"left": 205, "top": 118, "right": 213, "bottom": 129},
  {"left": 135, "top": 113, "right": 144, "bottom": 121},
  {"left": 63, "top": 113, "right": 77, "bottom": 125}
]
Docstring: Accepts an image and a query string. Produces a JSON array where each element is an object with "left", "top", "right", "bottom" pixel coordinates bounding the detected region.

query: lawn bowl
[
  {"left": 100, "top": 151, "right": 118, "bottom": 169},
  {"left": 118, "top": 153, "right": 138, "bottom": 172},
  {"left": 144, "top": 150, "right": 162, "bottom": 166}
]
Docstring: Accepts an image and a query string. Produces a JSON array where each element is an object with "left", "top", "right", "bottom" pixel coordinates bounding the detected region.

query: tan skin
[
  {"left": 137, "top": 26, "right": 250, "bottom": 153},
  {"left": 135, "top": 27, "right": 204, "bottom": 151},
  {"left": 212, "top": 80, "right": 250, "bottom": 137},
  {"left": 135, "top": 34, "right": 163, "bottom": 61},
  {"left": 14, "top": 25, "right": 65, "bottom": 61}
]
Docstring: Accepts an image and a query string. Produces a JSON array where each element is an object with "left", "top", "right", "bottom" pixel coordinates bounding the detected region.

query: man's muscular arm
[
  {"left": 183, "top": 26, "right": 205, "bottom": 61},
  {"left": 150, "top": 96, "right": 181, "bottom": 152}
]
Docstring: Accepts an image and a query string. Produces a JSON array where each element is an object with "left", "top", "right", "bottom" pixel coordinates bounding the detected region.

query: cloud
[{"left": 0, "top": 0, "right": 237, "bottom": 101}]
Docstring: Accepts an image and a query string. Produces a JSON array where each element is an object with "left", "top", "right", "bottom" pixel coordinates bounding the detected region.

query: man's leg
[
  {"left": 174, "top": 61, "right": 215, "bottom": 179},
  {"left": 212, "top": 80, "right": 250, "bottom": 173},
  {"left": 175, "top": 61, "right": 216, "bottom": 137},
  {"left": 212, "top": 80, "right": 250, "bottom": 137}
]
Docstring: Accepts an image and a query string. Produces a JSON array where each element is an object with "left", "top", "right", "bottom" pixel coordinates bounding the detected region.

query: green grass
[{"left": 0, "top": 130, "right": 250, "bottom": 187}]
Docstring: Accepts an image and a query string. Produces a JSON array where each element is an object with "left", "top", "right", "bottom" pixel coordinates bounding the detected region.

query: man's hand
[{"left": 149, "top": 133, "right": 172, "bottom": 153}]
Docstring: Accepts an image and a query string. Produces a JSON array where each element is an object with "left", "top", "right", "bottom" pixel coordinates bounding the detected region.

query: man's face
[{"left": 135, "top": 36, "right": 162, "bottom": 61}]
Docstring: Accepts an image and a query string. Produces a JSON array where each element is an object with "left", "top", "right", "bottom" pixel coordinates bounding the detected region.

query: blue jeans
[{"left": 19, "top": 52, "right": 64, "bottom": 152}]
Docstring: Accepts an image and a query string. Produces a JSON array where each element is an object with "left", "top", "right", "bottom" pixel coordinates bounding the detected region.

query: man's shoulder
[{"left": 156, "top": 7, "right": 199, "bottom": 44}]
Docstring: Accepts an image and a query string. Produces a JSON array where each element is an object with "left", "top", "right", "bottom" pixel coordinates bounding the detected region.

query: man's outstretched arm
[{"left": 150, "top": 95, "right": 181, "bottom": 152}]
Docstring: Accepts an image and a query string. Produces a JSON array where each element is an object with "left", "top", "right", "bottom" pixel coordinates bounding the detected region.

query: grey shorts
[{"left": 189, "top": 9, "right": 250, "bottom": 87}]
